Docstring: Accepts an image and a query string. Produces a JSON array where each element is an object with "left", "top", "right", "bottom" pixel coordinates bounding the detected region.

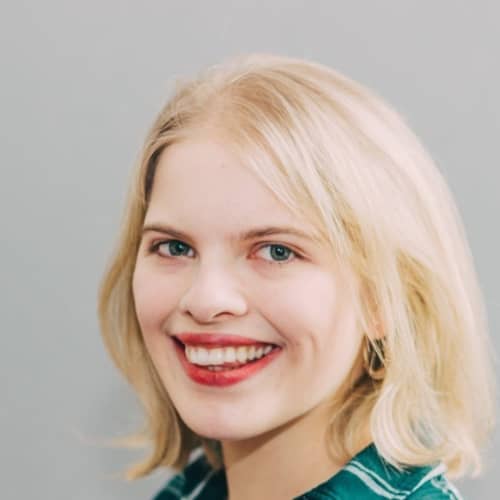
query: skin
[{"left": 132, "top": 137, "right": 369, "bottom": 499}]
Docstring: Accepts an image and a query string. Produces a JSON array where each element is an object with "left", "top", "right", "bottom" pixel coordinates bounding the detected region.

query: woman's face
[{"left": 132, "top": 137, "right": 365, "bottom": 441}]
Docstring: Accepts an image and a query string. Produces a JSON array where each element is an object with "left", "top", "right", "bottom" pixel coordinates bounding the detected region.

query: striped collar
[
  {"left": 296, "top": 443, "right": 451, "bottom": 499},
  {"left": 153, "top": 442, "right": 460, "bottom": 499}
]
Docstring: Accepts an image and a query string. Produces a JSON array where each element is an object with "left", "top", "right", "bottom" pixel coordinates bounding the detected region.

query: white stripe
[
  {"left": 183, "top": 469, "right": 215, "bottom": 500},
  {"left": 446, "top": 480, "right": 464, "bottom": 500},
  {"left": 188, "top": 447, "right": 205, "bottom": 463},
  {"left": 411, "top": 462, "right": 447, "bottom": 492},
  {"left": 429, "top": 475, "right": 464, "bottom": 500},
  {"left": 344, "top": 464, "right": 407, "bottom": 499},
  {"left": 350, "top": 459, "right": 411, "bottom": 495},
  {"left": 165, "top": 485, "right": 183, "bottom": 496}
]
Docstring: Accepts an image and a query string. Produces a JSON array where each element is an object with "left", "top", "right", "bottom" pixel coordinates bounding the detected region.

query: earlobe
[
  {"left": 361, "top": 316, "right": 387, "bottom": 380},
  {"left": 362, "top": 335, "right": 386, "bottom": 381}
]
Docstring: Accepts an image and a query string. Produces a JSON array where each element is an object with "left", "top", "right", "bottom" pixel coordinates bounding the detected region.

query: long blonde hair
[{"left": 98, "top": 54, "right": 497, "bottom": 480}]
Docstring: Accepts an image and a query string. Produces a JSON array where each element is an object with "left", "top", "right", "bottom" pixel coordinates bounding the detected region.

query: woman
[{"left": 98, "top": 54, "right": 496, "bottom": 499}]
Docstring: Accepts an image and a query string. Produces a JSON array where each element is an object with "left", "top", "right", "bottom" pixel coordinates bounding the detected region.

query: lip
[
  {"left": 172, "top": 337, "right": 282, "bottom": 387},
  {"left": 175, "top": 332, "right": 277, "bottom": 348}
]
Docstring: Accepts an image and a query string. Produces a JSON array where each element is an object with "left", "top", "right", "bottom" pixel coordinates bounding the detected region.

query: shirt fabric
[{"left": 152, "top": 442, "right": 463, "bottom": 499}]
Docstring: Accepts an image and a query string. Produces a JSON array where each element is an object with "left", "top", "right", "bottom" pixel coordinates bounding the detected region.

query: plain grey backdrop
[{"left": 1, "top": 1, "right": 498, "bottom": 498}]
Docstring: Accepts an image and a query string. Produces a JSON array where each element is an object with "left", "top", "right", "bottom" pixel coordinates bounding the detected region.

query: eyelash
[{"left": 147, "top": 239, "right": 300, "bottom": 266}]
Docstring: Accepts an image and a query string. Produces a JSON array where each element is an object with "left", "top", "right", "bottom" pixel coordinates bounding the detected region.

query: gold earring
[{"left": 362, "top": 336, "right": 386, "bottom": 381}]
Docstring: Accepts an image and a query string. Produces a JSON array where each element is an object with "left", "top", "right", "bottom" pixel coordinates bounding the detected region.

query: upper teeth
[{"left": 185, "top": 345, "right": 274, "bottom": 366}]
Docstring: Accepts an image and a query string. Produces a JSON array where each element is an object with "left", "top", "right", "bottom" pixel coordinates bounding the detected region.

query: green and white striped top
[{"left": 152, "top": 442, "right": 462, "bottom": 499}]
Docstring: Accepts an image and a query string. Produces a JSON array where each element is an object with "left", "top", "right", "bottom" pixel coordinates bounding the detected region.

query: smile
[
  {"left": 185, "top": 344, "right": 274, "bottom": 368},
  {"left": 172, "top": 335, "right": 282, "bottom": 386}
]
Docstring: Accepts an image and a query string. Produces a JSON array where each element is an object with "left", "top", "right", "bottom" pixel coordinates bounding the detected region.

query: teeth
[
  {"left": 185, "top": 344, "right": 275, "bottom": 366},
  {"left": 236, "top": 346, "right": 247, "bottom": 363},
  {"left": 225, "top": 347, "right": 236, "bottom": 363},
  {"left": 248, "top": 346, "right": 256, "bottom": 360},
  {"left": 209, "top": 348, "right": 224, "bottom": 365}
]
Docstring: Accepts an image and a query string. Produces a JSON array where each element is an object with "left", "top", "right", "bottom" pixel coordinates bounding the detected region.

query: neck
[{"left": 221, "top": 401, "right": 369, "bottom": 500}]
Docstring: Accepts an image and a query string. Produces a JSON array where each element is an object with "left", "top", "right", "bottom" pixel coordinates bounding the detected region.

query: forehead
[{"left": 145, "top": 138, "right": 322, "bottom": 241}]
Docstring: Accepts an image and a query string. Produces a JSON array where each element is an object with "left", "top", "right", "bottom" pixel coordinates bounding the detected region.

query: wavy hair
[{"left": 98, "top": 54, "right": 497, "bottom": 480}]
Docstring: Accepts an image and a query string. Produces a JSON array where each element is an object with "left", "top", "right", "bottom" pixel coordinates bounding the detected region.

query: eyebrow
[{"left": 141, "top": 223, "right": 316, "bottom": 243}]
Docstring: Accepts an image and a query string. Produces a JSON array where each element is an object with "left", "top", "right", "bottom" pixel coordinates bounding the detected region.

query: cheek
[
  {"left": 132, "top": 266, "right": 181, "bottom": 333},
  {"left": 255, "top": 270, "right": 340, "bottom": 345}
]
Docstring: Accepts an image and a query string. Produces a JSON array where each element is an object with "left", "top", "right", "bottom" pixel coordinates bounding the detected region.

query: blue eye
[
  {"left": 150, "top": 239, "right": 194, "bottom": 257},
  {"left": 148, "top": 240, "right": 298, "bottom": 265},
  {"left": 257, "top": 244, "right": 296, "bottom": 264}
]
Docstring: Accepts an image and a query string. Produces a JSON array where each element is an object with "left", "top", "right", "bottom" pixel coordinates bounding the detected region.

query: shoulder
[
  {"left": 299, "top": 444, "right": 463, "bottom": 500},
  {"left": 151, "top": 450, "right": 227, "bottom": 500},
  {"left": 347, "top": 445, "right": 464, "bottom": 499}
]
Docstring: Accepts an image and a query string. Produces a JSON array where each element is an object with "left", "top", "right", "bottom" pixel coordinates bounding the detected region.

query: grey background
[{"left": 1, "top": 1, "right": 498, "bottom": 498}]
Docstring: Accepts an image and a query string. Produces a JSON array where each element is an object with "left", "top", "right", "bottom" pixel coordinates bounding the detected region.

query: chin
[
  {"left": 180, "top": 411, "right": 270, "bottom": 442},
  {"left": 184, "top": 420, "right": 256, "bottom": 441}
]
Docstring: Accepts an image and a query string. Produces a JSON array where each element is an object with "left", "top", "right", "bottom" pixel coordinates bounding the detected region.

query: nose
[{"left": 178, "top": 262, "right": 248, "bottom": 323}]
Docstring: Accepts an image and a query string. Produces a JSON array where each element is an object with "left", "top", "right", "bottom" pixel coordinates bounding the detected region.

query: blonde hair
[{"left": 98, "top": 54, "right": 497, "bottom": 480}]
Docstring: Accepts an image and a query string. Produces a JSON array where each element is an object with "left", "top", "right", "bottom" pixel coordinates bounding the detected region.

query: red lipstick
[
  {"left": 171, "top": 334, "right": 282, "bottom": 387},
  {"left": 175, "top": 332, "right": 275, "bottom": 348}
]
